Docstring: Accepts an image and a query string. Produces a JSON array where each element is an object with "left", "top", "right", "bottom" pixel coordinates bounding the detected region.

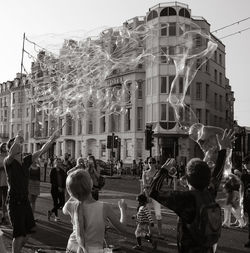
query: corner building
[{"left": 0, "top": 2, "right": 234, "bottom": 167}]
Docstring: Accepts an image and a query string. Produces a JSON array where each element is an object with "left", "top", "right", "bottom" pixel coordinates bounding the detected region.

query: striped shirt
[{"left": 136, "top": 205, "right": 153, "bottom": 224}]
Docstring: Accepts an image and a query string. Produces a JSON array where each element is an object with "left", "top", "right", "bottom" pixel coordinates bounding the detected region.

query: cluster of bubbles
[
  {"left": 23, "top": 21, "right": 232, "bottom": 174},
  {"left": 24, "top": 25, "right": 154, "bottom": 119}
]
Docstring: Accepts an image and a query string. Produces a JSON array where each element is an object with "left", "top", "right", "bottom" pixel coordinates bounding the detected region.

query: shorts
[
  {"left": 135, "top": 223, "right": 150, "bottom": 237},
  {"left": 7, "top": 196, "right": 36, "bottom": 238}
]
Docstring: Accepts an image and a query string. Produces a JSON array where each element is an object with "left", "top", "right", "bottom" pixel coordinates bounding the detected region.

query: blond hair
[
  {"left": 66, "top": 169, "right": 93, "bottom": 252},
  {"left": 66, "top": 169, "right": 92, "bottom": 201}
]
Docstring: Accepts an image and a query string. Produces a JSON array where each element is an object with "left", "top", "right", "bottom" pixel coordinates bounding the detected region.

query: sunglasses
[{"left": 149, "top": 161, "right": 156, "bottom": 164}]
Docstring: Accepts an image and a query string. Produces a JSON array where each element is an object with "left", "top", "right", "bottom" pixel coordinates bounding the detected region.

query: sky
[{"left": 1, "top": 0, "right": 250, "bottom": 126}]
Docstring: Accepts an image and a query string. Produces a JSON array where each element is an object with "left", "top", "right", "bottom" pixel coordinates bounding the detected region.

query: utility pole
[{"left": 110, "top": 132, "right": 115, "bottom": 176}]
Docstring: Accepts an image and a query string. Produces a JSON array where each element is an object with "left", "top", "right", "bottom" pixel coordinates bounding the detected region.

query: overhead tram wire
[
  {"left": 219, "top": 27, "right": 250, "bottom": 40},
  {"left": 211, "top": 17, "right": 250, "bottom": 33}
]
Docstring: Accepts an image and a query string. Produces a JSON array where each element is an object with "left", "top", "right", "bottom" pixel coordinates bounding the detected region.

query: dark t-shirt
[
  {"left": 241, "top": 172, "right": 250, "bottom": 207},
  {"left": 149, "top": 150, "right": 226, "bottom": 252},
  {"left": 4, "top": 154, "right": 33, "bottom": 198}
]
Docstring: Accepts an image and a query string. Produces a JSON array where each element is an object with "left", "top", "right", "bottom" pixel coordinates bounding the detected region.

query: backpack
[{"left": 187, "top": 190, "right": 222, "bottom": 248}]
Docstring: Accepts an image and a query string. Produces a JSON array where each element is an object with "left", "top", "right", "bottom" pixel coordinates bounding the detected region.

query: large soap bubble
[{"left": 189, "top": 123, "right": 232, "bottom": 176}]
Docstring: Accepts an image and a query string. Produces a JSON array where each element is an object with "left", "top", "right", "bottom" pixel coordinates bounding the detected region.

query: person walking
[
  {"left": 142, "top": 157, "right": 163, "bottom": 238},
  {"left": 4, "top": 129, "right": 60, "bottom": 253},
  {"left": 28, "top": 160, "right": 41, "bottom": 220},
  {"left": 240, "top": 160, "right": 250, "bottom": 247},
  {"left": 86, "top": 155, "right": 101, "bottom": 201},
  {"left": 48, "top": 158, "right": 67, "bottom": 222},
  {"left": 0, "top": 143, "right": 8, "bottom": 225},
  {"left": 132, "top": 193, "right": 157, "bottom": 250}
]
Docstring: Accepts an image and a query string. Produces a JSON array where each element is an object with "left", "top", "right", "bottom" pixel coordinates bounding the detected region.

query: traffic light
[
  {"left": 234, "top": 134, "right": 242, "bottom": 152},
  {"left": 114, "top": 135, "right": 119, "bottom": 148},
  {"left": 107, "top": 135, "right": 112, "bottom": 149},
  {"left": 145, "top": 125, "right": 154, "bottom": 150}
]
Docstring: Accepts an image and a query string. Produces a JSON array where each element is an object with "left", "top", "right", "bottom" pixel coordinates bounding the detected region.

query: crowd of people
[{"left": 1, "top": 128, "right": 250, "bottom": 252}]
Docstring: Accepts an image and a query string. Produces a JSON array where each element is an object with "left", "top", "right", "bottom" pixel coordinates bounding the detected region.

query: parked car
[{"left": 96, "top": 159, "right": 111, "bottom": 175}]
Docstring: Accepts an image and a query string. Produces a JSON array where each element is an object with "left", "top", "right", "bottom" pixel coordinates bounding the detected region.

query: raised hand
[
  {"left": 161, "top": 158, "right": 176, "bottom": 175},
  {"left": 216, "top": 129, "right": 236, "bottom": 150}
]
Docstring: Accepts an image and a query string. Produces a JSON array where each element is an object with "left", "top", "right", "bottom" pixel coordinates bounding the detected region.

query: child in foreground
[
  {"left": 63, "top": 169, "right": 128, "bottom": 253},
  {"left": 133, "top": 193, "right": 157, "bottom": 250},
  {"left": 149, "top": 129, "right": 235, "bottom": 253}
]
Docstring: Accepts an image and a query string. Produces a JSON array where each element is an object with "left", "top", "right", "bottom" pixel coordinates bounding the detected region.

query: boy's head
[
  {"left": 136, "top": 193, "right": 148, "bottom": 205},
  {"left": 186, "top": 158, "right": 211, "bottom": 190},
  {"left": 66, "top": 169, "right": 93, "bottom": 201}
]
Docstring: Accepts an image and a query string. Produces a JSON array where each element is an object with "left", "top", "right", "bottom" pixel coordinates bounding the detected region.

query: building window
[
  {"left": 12, "top": 109, "right": 15, "bottom": 119},
  {"left": 31, "top": 123, "right": 35, "bottom": 137},
  {"left": 125, "top": 139, "right": 132, "bottom": 158},
  {"left": 136, "top": 139, "right": 143, "bottom": 158},
  {"left": 195, "top": 34, "right": 202, "bottom": 47},
  {"left": 125, "top": 108, "right": 131, "bottom": 131},
  {"left": 88, "top": 120, "right": 93, "bottom": 134},
  {"left": 137, "top": 107, "right": 143, "bottom": 131},
  {"left": 147, "top": 10, "right": 158, "bottom": 22},
  {"left": 18, "top": 92, "right": 22, "bottom": 103},
  {"left": 196, "top": 82, "right": 202, "bottom": 100},
  {"left": 137, "top": 82, "right": 143, "bottom": 99},
  {"left": 179, "top": 8, "right": 190, "bottom": 18},
  {"left": 219, "top": 54, "right": 222, "bottom": 65},
  {"left": 161, "top": 104, "right": 167, "bottom": 121},
  {"left": 214, "top": 69, "right": 217, "bottom": 83},
  {"left": 169, "top": 23, "right": 176, "bottom": 36},
  {"left": 214, "top": 51, "right": 217, "bottom": 62},
  {"left": 78, "top": 120, "right": 82, "bottom": 135},
  {"left": 196, "top": 108, "right": 202, "bottom": 123},
  {"left": 100, "top": 113, "right": 106, "bottom": 133},
  {"left": 18, "top": 109, "right": 22, "bottom": 118},
  {"left": 66, "top": 116, "right": 74, "bottom": 135},
  {"left": 12, "top": 93, "right": 16, "bottom": 104},
  {"left": 160, "top": 47, "right": 167, "bottom": 63},
  {"left": 179, "top": 77, "right": 183, "bottom": 93},
  {"left": 169, "top": 76, "right": 175, "bottom": 93},
  {"left": 44, "top": 121, "right": 48, "bottom": 137},
  {"left": 219, "top": 72, "right": 222, "bottom": 85},
  {"left": 4, "top": 110, "right": 7, "bottom": 118},
  {"left": 214, "top": 93, "right": 218, "bottom": 110},
  {"left": 160, "top": 76, "right": 167, "bottom": 93},
  {"left": 206, "top": 84, "right": 209, "bottom": 101},
  {"left": 160, "top": 7, "right": 177, "bottom": 16},
  {"left": 168, "top": 105, "right": 175, "bottom": 121},
  {"left": 160, "top": 24, "right": 167, "bottom": 36}
]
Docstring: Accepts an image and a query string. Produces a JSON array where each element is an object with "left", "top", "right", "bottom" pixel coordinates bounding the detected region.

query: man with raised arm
[{"left": 4, "top": 129, "right": 60, "bottom": 253}]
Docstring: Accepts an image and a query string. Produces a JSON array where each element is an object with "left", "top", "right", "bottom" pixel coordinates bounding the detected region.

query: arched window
[
  {"left": 160, "top": 7, "right": 176, "bottom": 16},
  {"left": 179, "top": 8, "right": 190, "bottom": 18},
  {"left": 147, "top": 10, "right": 158, "bottom": 22}
]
